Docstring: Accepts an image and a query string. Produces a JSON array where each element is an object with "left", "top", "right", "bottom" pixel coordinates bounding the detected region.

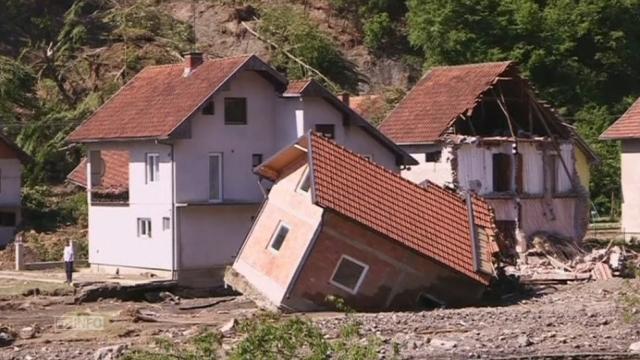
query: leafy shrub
[
  {"left": 124, "top": 331, "right": 223, "bottom": 360},
  {"left": 258, "top": 5, "right": 362, "bottom": 92},
  {"left": 363, "top": 13, "right": 393, "bottom": 52}
]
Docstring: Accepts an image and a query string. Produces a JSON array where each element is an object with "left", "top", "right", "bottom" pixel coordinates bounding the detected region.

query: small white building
[
  {"left": 600, "top": 98, "right": 640, "bottom": 239},
  {"left": 379, "top": 61, "right": 598, "bottom": 246},
  {"left": 66, "top": 53, "right": 415, "bottom": 286},
  {"left": 0, "top": 133, "right": 30, "bottom": 247}
]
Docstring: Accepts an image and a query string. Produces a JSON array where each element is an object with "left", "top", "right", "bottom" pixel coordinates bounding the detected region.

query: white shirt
[{"left": 63, "top": 246, "right": 74, "bottom": 262}]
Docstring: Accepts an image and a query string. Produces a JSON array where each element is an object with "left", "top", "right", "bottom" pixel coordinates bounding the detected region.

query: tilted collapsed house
[
  {"left": 66, "top": 53, "right": 415, "bottom": 286},
  {"left": 378, "top": 61, "right": 598, "bottom": 246},
  {"left": 229, "top": 132, "right": 498, "bottom": 311},
  {"left": 600, "top": 98, "right": 640, "bottom": 239},
  {"left": 0, "top": 133, "right": 30, "bottom": 247}
]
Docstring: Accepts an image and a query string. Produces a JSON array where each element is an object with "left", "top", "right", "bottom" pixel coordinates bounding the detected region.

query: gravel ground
[{"left": 1, "top": 278, "right": 640, "bottom": 359}]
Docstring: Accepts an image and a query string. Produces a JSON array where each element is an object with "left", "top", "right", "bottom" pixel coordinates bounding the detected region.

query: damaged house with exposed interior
[
  {"left": 227, "top": 132, "right": 498, "bottom": 311},
  {"left": 378, "top": 61, "right": 598, "bottom": 247}
]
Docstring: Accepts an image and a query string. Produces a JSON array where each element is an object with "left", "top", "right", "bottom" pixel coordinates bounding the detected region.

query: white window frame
[
  {"left": 137, "top": 218, "right": 152, "bottom": 238},
  {"left": 209, "top": 152, "right": 223, "bottom": 203},
  {"left": 145, "top": 153, "right": 160, "bottom": 184},
  {"left": 268, "top": 222, "right": 290, "bottom": 253},
  {"left": 329, "top": 255, "right": 369, "bottom": 295}
]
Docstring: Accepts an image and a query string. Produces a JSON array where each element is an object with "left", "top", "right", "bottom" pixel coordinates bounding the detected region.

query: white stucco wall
[
  {"left": 400, "top": 144, "right": 454, "bottom": 186},
  {"left": 87, "top": 142, "right": 174, "bottom": 270},
  {"left": 621, "top": 140, "right": 640, "bottom": 236},
  {"left": 178, "top": 205, "right": 258, "bottom": 269},
  {"left": 299, "top": 97, "right": 398, "bottom": 171}
]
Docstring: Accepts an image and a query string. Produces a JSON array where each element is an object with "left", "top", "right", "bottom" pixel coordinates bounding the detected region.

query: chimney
[
  {"left": 341, "top": 92, "right": 350, "bottom": 106},
  {"left": 183, "top": 52, "right": 204, "bottom": 76}
]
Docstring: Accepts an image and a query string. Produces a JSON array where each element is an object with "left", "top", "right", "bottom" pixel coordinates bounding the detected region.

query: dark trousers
[{"left": 65, "top": 261, "right": 74, "bottom": 283}]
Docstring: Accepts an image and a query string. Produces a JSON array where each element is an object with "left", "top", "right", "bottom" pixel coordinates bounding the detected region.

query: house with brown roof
[
  {"left": 0, "top": 133, "right": 30, "bottom": 248},
  {"left": 66, "top": 53, "right": 414, "bottom": 286},
  {"left": 227, "top": 132, "right": 497, "bottom": 311},
  {"left": 600, "top": 98, "right": 640, "bottom": 239},
  {"left": 379, "top": 61, "right": 598, "bottom": 247}
]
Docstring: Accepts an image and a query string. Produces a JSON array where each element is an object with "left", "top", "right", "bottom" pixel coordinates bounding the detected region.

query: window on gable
[
  {"left": 269, "top": 222, "right": 290, "bottom": 252},
  {"left": 425, "top": 151, "right": 441, "bottom": 163},
  {"left": 0, "top": 211, "right": 16, "bottom": 227},
  {"left": 315, "top": 124, "right": 335, "bottom": 139},
  {"left": 298, "top": 169, "right": 311, "bottom": 193},
  {"left": 330, "top": 255, "right": 369, "bottom": 294},
  {"left": 146, "top": 153, "right": 160, "bottom": 183},
  {"left": 492, "top": 153, "right": 512, "bottom": 192},
  {"left": 224, "top": 97, "right": 247, "bottom": 125},
  {"left": 137, "top": 218, "right": 152, "bottom": 238},
  {"left": 209, "top": 153, "right": 223, "bottom": 202},
  {"left": 202, "top": 100, "right": 215, "bottom": 115},
  {"left": 252, "top": 154, "right": 263, "bottom": 168},
  {"left": 90, "top": 150, "right": 103, "bottom": 187}
]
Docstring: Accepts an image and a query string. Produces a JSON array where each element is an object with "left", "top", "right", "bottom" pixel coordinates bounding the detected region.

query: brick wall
[{"left": 287, "top": 211, "right": 486, "bottom": 311}]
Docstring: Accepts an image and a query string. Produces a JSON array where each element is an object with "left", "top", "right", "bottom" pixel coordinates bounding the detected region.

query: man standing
[{"left": 63, "top": 240, "right": 74, "bottom": 284}]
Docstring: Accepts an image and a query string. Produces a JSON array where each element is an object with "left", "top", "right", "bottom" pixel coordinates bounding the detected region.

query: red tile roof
[
  {"left": 67, "top": 150, "right": 129, "bottom": 192},
  {"left": 379, "top": 61, "right": 514, "bottom": 144},
  {"left": 306, "top": 133, "right": 495, "bottom": 284},
  {"left": 67, "top": 55, "right": 285, "bottom": 142},
  {"left": 350, "top": 95, "right": 385, "bottom": 122},
  {"left": 600, "top": 97, "right": 640, "bottom": 140}
]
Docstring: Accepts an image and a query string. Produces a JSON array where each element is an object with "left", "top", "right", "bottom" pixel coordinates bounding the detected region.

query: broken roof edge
[{"left": 0, "top": 132, "right": 33, "bottom": 165}]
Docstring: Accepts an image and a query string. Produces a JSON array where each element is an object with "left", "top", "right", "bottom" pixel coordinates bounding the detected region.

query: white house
[
  {"left": 378, "top": 61, "right": 598, "bottom": 247},
  {"left": 66, "top": 53, "right": 415, "bottom": 286},
  {"left": 0, "top": 133, "right": 29, "bottom": 248},
  {"left": 600, "top": 97, "right": 640, "bottom": 239}
]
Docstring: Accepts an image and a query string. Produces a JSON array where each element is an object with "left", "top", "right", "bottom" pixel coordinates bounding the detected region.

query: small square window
[
  {"left": 315, "top": 124, "right": 335, "bottom": 139},
  {"left": 224, "top": 98, "right": 247, "bottom": 125},
  {"left": 162, "top": 217, "right": 170, "bottom": 231},
  {"left": 330, "top": 255, "right": 369, "bottom": 294},
  {"left": 146, "top": 153, "right": 160, "bottom": 183},
  {"left": 137, "top": 218, "right": 152, "bottom": 238},
  {"left": 252, "top": 154, "right": 263, "bottom": 168},
  {"left": 269, "top": 222, "right": 290, "bottom": 252},
  {"left": 425, "top": 151, "right": 441, "bottom": 163},
  {"left": 202, "top": 100, "right": 215, "bottom": 115}
]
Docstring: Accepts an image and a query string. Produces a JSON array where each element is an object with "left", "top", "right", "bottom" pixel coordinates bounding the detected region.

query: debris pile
[{"left": 504, "top": 233, "right": 639, "bottom": 283}]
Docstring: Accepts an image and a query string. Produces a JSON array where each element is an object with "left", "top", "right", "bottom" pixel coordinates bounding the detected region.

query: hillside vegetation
[{"left": 1, "top": 0, "right": 640, "bottom": 216}]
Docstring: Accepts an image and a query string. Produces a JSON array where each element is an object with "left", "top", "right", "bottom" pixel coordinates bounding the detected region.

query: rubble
[
  {"left": 504, "top": 233, "right": 639, "bottom": 284},
  {"left": 0, "top": 325, "right": 16, "bottom": 347}
]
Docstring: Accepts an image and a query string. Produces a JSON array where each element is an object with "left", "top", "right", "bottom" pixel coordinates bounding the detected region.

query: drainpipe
[{"left": 157, "top": 140, "right": 178, "bottom": 281}]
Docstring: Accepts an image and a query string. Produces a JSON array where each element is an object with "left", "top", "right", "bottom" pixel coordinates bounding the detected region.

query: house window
[
  {"left": 162, "top": 217, "right": 170, "bottom": 231},
  {"left": 425, "top": 151, "right": 441, "bottom": 163},
  {"left": 90, "top": 150, "right": 103, "bottom": 187},
  {"left": 330, "top": 255, "right": 369, "bottom": 294},
  {"left": 252, "top": 154, "right": 263, "bottom": 168},
  {"left": 137, "top": 218, "right": 152, "bottom": 238},
  {"left": 315, "top": 124, "right": 335, "bottom": 139},
  {"left": 224, "top": 97, "right": 247, "bottom": 125},
  {"left": 202, "top": 100, "right": 214, "bottom": 115},
  {"left": 492, "top": 153, "right": 512, "bottom": 192},
  {"left": 209, "top": 153, "right": 223, "bottom": 202},
  {"left": 146, "top": 153, "right": 160, "bottom": 183},
  {"left": 269, "top": 222, "right": 290, "bottom": 252},
  {"left": 0, "top": 212, "right": 16, "bottom": 227},
  {"left": 298, "top": 170, "right": 311, "bottom": 192}
]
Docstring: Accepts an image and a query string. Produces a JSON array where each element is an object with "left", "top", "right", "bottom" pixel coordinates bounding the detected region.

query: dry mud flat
[{"left": 1, "top": 278, "right": 640, "bottom": 359}]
